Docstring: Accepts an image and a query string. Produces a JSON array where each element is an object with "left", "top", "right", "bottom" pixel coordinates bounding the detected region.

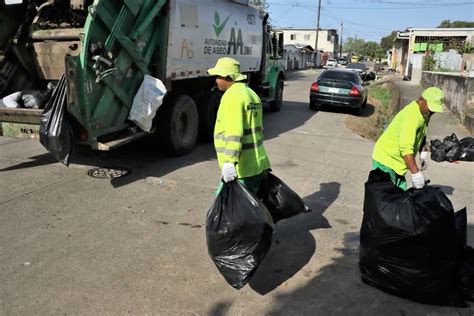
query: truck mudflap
[{"left": 65, "top": 0, "right": 168, "bottom": 144}]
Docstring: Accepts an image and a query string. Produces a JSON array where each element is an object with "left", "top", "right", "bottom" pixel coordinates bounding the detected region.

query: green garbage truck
[{"left": 0, "top": 0, "right": 284, "bottom": 155}]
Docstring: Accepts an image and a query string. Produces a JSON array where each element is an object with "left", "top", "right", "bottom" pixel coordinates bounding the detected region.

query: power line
[{"left": 267, "top": 1, "right": 474, "bottom": 9}]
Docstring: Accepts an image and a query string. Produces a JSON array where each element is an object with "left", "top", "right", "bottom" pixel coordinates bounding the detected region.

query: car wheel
[
  {"left": 309, "top": 102, "right": 320, "bottom": 111},
  {"left": 270, "top": 79, "right": 284, "bottom": 112}
]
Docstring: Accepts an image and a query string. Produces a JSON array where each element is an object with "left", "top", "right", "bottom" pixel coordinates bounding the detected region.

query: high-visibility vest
[{"left": 214, "top": 82, "right": 271, "bottom": 178}]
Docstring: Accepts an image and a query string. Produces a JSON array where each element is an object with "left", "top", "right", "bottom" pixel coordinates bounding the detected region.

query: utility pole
[
  {"left": 339, "top": 21, "right": 343, "bottom": 58},
  {"left": 314, "top": 0, "right": 321, "bottom": 52}
]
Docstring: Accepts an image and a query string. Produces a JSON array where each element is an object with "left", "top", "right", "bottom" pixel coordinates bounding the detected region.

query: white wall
[{"left": 277, "top": 29, "right": 337, "bottom": 52}]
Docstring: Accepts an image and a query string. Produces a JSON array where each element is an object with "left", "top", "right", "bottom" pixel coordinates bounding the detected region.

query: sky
[{"left": 265, "top": 0, "right": 474, "bottom": 43}]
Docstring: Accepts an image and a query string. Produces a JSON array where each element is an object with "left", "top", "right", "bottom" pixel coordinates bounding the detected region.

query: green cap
[
  {"left": 422, "top": 87, "right": 445, "bottom": 113},
  {"left": 207, "top": 57, "right": 247, "bottom": 82}
]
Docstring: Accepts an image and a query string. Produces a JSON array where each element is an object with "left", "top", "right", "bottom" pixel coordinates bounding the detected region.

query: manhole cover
[{"left": 87, "top": 167, "right": 131, "bottom": 179}]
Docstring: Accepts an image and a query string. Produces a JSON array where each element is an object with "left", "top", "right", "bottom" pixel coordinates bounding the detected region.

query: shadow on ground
[
  {"left": 314, "top": 102, "right": 375, "bottom": 118},
  {"left": 248, "top": 182, "right": 340, "bottom": 295},
  {"left": 0, "top": 101, "right": 316, "bottom": 189},
  {"left": 260, "top": 231, "right": 474, "bottom": 315}
]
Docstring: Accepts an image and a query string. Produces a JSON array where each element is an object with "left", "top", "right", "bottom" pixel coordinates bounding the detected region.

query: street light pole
[
  {"left": 339, "top": 21, "right": 343, "bottom": 58},
  {"left": 314, "top": 0, "right": 321, "bottom": 52}
]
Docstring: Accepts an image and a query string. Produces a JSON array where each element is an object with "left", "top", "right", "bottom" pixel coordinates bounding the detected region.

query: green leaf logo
[{"left": 213, "top": 12, "right": 230, "bottom": 37}]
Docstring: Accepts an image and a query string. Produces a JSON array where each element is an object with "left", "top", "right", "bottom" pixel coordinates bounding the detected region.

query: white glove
[
  {"left": 411, "top": 171, "right": 425, "bottom": 189},
  {"left": 420, "top": 151, "right": 429, "bottom": 171},
  {"left": 222, "top": 162, "right": 237, "bottom": 183}
]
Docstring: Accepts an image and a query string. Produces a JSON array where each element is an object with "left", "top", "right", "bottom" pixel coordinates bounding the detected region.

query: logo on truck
[
  {"left": 213, "top": 12, "right": 231, "bottom": 37},
  {"left": 204, "top": 11, "right": 253, "bottom": 57}
]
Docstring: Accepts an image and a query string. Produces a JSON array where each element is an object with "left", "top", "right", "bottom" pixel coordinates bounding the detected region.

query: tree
[
  {"left": 343, "top": 37, "right": 366, "bottom": 55},
  {"left": 363, "top": 41, "right": 379, "bottom": 59},
  {"left": 437, "top": 20, "right": 474, "bottom": 28},
  {"left": 380, "top": 31, "right": 398, "bottom": 52},
  {"left": 250, "top": 0, "right": 268, "bottom": 14}
]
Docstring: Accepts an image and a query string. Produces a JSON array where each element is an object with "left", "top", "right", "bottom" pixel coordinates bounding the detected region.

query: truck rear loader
[{"left": 0, "top": 0, "right": 284, "bottom": 156}]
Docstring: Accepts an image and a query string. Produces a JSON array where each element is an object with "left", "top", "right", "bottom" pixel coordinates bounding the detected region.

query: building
[
  {"left": 280, "top": 44, "right": 319, "bottom": 71},
  {"left": 273, "top": 28, "right": 339, "bottom": 54},
  {"left": 391, "top": 28, "right": 474, "bottom": 82}
]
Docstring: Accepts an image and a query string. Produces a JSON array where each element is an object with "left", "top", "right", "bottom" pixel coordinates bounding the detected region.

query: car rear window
[{"left": 320, "top": 71, "right": 357, "bottom": 82}]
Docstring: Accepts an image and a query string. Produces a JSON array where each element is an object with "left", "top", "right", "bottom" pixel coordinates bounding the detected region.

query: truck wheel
[
  {"left": 269, "top": 79, "right": 283, "bottom": 112},
  {"left": 157, "top": 95, "right": 198, "bottom": 155},
  {"left": 197, "top": 90, "right": 222, "bottom": 142}
]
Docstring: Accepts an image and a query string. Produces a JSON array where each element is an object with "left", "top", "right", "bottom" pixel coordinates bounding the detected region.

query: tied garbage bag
[
  {"left": 206, "top": 180, "right": 273, "bottom": 289},
  {"left": 257, "top": 172, "right": 310, "bottom": 222},
  {"left": 128, "top": 74, "right": 167, "bottom": 132},
  {"left": 359, "top": 169, "right": 466, "bottom": 305},
  {"left": 39, "top": 74, "right": 73, "bottom": 166},
  {"left": 430, "top": 133, "right": 473, "bottom": 162},
  {"left": 459, "top": 137, "right": 474, "bottom": 162}
]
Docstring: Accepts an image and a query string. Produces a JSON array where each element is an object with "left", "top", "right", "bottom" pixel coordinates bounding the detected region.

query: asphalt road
[{"left": 0, "top": 69, "right": 472, "bottom": 315}]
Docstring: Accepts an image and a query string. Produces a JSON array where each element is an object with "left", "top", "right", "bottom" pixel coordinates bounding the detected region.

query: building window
[
  {"left": 304, "top": 34, "right": 310, "bottom": 41},
  {"left": 290, "top": 34, "right": 296, "bottom": 40}
]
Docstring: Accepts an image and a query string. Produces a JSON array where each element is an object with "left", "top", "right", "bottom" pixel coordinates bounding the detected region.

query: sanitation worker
[
  {"left": 207, "top": 57, "right": 271, "bottom": 194},
  {"left": 372, "top": 87, "right": 445, "bottom": 190}
]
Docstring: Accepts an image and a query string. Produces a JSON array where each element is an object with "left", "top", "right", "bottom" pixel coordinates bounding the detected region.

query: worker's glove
[
  {"left": 420, "top": 151, "right": 429, "bottom": 171},
  {"left": 222, "top": 162, "right": 237, "bottom": 183},
  {"left": 411, "top": 171, "right": 426, "bottom": 189}
]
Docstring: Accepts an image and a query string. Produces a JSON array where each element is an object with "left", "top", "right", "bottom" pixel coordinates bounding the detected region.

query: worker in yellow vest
[
  {"left": 207, "top": 57, "right": 271, "bottom": 194},
  {"left": 372, "top": 87, "right": 445, "bottom": 190}
]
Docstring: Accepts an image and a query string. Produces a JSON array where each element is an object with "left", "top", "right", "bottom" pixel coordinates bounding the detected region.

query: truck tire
[
  {"left": 197, "top": 90, "right": 222, "bottom": 142},
  {"left": 269, "top": 78, "right": 283, "bottom": 112},
  {"left": 157, "top": 95, "right": 198, "bottom": 155}
]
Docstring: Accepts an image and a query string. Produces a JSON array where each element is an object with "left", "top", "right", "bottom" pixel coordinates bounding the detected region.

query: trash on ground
[
  {"left": 430, "top": 133, "right": 473, "bottom": 162},
  {"left": 206, "top": 181, "right": 273, "bottom": 289},
  {"left": 359, "top": 169, "right": 472, "bottom": 305}
]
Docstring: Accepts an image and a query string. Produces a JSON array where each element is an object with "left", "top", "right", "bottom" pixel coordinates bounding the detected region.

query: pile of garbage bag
[
  {"left": 0, "top": 82, "right": 57, "bottom": 109},
  {"left": 206, "top": 172, "right": 309, "bottom": 289},
  {"left": 360, "top": 169, "right": 473, "bottom": 305},
  {"left": 430, "top": 133, "right": 474, "bottom": 162}
]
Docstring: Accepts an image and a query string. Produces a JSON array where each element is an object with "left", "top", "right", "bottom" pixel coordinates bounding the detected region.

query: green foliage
[
  {"left": 380, "top": 31, "right": 398, "bottom": 51},
  {"left": 437, "top": 20, "right": 474, "bottom": 28},
  {"left": 343, "top": 37, "right": 366, "bottom": 54}
]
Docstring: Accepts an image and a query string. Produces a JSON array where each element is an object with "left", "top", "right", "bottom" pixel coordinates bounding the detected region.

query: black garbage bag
[
  {"left": 430, "top": 133, "right": 462, "bottom": 162},
  {"left": 257, "top": 172, "right": 310, "bottom": 222},
  {"left": 206, "top": 180, "right": 274, "bottom": 289},
  {"left": 39, "top": 74, "right": 73, "bottom": 166},
  {"left": 460, "top": 246, "right": 474, "bottom": 301},
  {"left": 459, "top": 137, "right": 474, "bottom": 162},
  {"left": 359, "top": 169, "right": 465, "bottom": 305},
  {"left": 430, "top": 139, "right": 446, "bottom": 162}
]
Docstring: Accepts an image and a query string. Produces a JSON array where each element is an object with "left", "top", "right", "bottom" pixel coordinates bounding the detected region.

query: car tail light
[
  {"left": 311, "top": 82, "right": 319, "bottom": 92},
  {"left": 349, "top": 86, "right": 360, "bottom": 96}
]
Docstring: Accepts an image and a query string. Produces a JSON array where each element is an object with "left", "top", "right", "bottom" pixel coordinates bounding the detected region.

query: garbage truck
[{"left": 0, "top": 0, "right": 285, "bottom": 155}]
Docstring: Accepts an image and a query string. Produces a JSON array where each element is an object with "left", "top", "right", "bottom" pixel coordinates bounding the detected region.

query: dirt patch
[{"left": 345, "top": 80, "right": 400, "bottom": 141}]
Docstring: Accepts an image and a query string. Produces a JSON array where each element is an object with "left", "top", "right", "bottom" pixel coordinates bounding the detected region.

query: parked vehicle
[
  {"left": 351, "top": 55, "right": 359, "bottom": 63},
  {"left": 347, "top": 63, "right": 376, "bottom": 81},
  {"left": 309, "top": 69, "right": 368, "bottom": 115},
  {"left": 325, "top": 58, "right": 338, "bottom": 68},
  {"left": 0, "top": 0, "right": 285, "bottom": 156},
  {"left": 337, "top": 58, "right": 348, "bottom": 67}
]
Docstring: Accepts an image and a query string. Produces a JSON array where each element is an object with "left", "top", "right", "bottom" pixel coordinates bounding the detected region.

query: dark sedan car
[{"left": 309, "top": 69, "right": 368, "bottom": 115}]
